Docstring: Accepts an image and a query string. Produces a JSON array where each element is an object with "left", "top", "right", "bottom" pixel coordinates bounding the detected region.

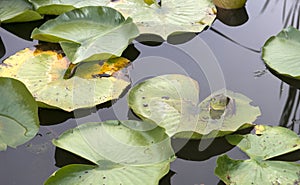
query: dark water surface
[{"left": 1, "top": 0, "right": 300, "bottom": 184}]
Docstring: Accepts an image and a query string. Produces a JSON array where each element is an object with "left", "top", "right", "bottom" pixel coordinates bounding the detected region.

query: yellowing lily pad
[
  {"left": 28, "top": 0, "right": 110, "bottom": 15},
  {"left": 108, "top": 0, "right": 216, "bottom": 40},
  {"left": 0, "top": 48, "right": 130, "bottom": 112},
  {"left": 215, "top": 125, "right": 300, "bottom": 184}
]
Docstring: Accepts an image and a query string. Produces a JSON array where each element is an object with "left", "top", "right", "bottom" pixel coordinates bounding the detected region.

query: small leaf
[
  {"left": 0, "top": 77, "right": 39, "bottom": 151},
  {"left": 31, "top": 6, "right": 139, "bottom": 64}
]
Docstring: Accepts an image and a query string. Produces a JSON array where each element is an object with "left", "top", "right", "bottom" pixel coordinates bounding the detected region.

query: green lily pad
[
  {"left": 108, "top": 0, "right": 216, "bottom": 40},
  {"left": 45, "top": 120, "right": 174, "bottom": 185},
  {"left": 128, "top": 74, "right": 260, "bottom": 138},
  {"left": 262, "top": 26, "right": 300, "bottom": 79},
  {"left": 28, "top": 0, "right": 110, "bottom": 15},
  {"left": 0, "top": 77, "right": 39, "bottom": 151},
  {"left": 0, "top": 48, "right": 130, "bottom": 112},
  {"left": 215, "top": 125, "right": 300, "bottom": 185},
  {"left": 31, "top": 6, "right": 139, "bottom": 64},
  {"left": 0, "top": 0, "right": 43, "bottom": 23}
]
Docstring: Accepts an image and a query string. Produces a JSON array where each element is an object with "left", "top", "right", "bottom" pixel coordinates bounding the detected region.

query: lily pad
[
  {"left": 128, "top": 74, "right": 260, "bottom": 138},
  {"left": 0, "top": 48, "right": 130, "bottom": 112},
  {"left": 108, "top": 0, "right": 216, "bottom": 40},
  {"left": 215, "top": 125, "right": 300, "bottom": 185},
  {"left": 28, "top": 0, "right": 110, "bottom": 15},
  {"left": 31, "top": 6, "right": 139, "bottom": 64},
  {"left": 0, "top": 0, "right": 43, "bottom": 23},
  {"left": 262, "top": 26, "right": 300, "bottom": 79},
  {"left": 0, "top": 77, "right": 39, "bottom": 151},
  {"left": 44, "top": 120, "right": 174, "bottom": 185}
]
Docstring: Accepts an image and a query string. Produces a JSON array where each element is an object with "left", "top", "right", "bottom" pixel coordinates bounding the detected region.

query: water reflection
[{"left": 279, "top": 86, "right": 300, "bottom": 134}]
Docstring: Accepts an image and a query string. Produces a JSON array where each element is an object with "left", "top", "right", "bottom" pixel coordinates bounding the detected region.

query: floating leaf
[
  {"left": 31, "top": 6, "right": 139, "bottom": 64},
  {"left": 108, "top": 0, "right": 216, "bottom": 40},
  {"left": 128, "top": 74, "right": 260, "bottom": 138},
  {"left": 215, "top": 125, "right": 300, "bottom": 184},
  {"left": 262, "top": 26, "right": 300, "bottom": 79},
  {"left": 0, "top": 48, "right": 130, "bottom": 112},
  {"left": 128, "top": 74, "right": 199, "bottom": 136},
  {"left": 45, "top": 120, "right": 174, "bottom": 185},
  {"left": 28, "top": 0, "right": 110, "bottom": 15},
  {"left": 0, "top": 77, "right": 39, "bottom": 151},
  {"left": 0, "top": 0, "right": 43, "bottom": 23}
]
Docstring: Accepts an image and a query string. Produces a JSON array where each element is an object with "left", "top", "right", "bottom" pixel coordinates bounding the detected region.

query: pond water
[{"left": 1, "top": 0, "right": 300, "bottom": 184}]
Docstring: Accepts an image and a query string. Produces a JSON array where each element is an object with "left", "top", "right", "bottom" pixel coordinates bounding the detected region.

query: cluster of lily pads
[{"left": 1, "top": 0, "right": 300, "bottom": 184}]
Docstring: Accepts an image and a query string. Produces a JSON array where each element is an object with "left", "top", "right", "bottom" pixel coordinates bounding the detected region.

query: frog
[
  {"left": 209, "top": 94, "right": 230, "bottom": 111},
  {"left": 209, "top": 94, "right": 231, "bottom": 119}
]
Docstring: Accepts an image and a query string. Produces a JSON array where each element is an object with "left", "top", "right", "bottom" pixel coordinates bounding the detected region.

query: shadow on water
[
  {"left": 173, "top": 127, "right": 252, "bottom": 161},
  {"left": 54, "top": 147, "right": 95, "bottom": 168},
  {"left": 159, "top": 170, "right": 175, "bottom": 185},
  {"left": 1, "top": 20, "right": 45, "bottom": 41}
]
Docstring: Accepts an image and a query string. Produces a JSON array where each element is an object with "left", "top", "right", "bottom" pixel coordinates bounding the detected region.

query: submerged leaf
[
  {"left": 28, "top": 0, "right": 110, "bottom": 15},
  {"left": 0, "top": 78, "right": 39, "bottom": 151},
  {"left": 128, "top": 75, "right": 260, "bottom": 138},
  {"left": 45, "top": 120, "right": 174, "bottom": 185},
  {"left": 262, "top": 26, "right": 300, "bottom": 79},
  {"left": 108, "top": 0, "right": 216, "bottom": 39},
  {"left": 31, "top": 6, "right": 139, "bottom": 64},
  {"left": 0, "top": 0, "right": 43, "bottom": 23},
  {"left": 215, "top": 125, "right": 300, "bottom": 184},
  {"left": 0, "top": 48, "right": 130, "bottom": 112}
]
